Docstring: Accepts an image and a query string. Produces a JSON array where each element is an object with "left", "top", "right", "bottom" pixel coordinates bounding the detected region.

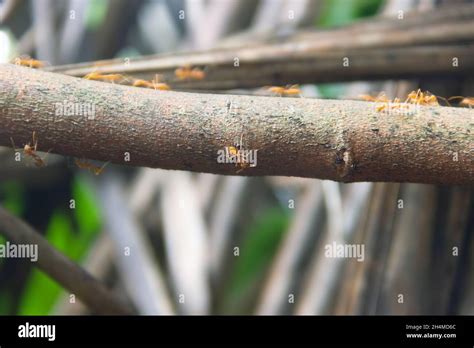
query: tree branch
[
  {"left": 48, "top": 45, "right": 474, "bottom": 90},
  {"left": 0, "top": 205, "right": 133, "bottom": 315},
  {"left": 43, "top": 4, "right": 474, "bottom": 89},
  {"left": 0, "top": 64, "right": 472, "bottom": 185}
]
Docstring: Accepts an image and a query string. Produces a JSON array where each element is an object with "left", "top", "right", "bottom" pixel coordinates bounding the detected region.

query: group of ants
[{"left": 8, "top": 56, "right": 474, "bottom": 175}]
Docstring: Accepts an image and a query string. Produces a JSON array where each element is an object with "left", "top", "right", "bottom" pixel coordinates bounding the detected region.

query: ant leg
[
  {"left": 437, "top": 96, "right": 451, "bottom": 107},
  {"left": 32, "top": 131, "right": 38, "bottom": 151},
  {"left": 96, "top": 161, "right": 110, "bottom": 175},
  {"left": 10, "top": 137, "right": 17, "bottom": 151}
]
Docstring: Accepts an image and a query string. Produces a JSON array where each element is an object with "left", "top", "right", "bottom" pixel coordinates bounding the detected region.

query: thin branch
[
  {"left": 196, "top": 173, "right": 220, "bottom": 214},
  {"left": 53, "top": 232, "right": 114, "bottom": 315},
  {"left": 31, "top": 0, "right": 57, "bottom": 64},
  {"left": 161, "top": 172, "right": 210, "bottom": 314},
  {"left": 0, "top": 0, "right": 22, "bottom": 23},
  {"left": 295, "top": 181, "right": 372, "bottom": 314},
  {"left": 333, "top": 182, "right": 399, "bottom": 314},
  {"left": 0, "top": 64, "right": 472, "bottom": 185},
  {"left": 256, "top": 180, "right": 324, "bottom": 315},
  {"left": 42, "top": 5, "right": 474, "bottom": 89},
  {"left": 56, "top": 167, "right": 168, "bottom": 314},
  {"left": 377, "top": 184, "right": 438, "bottom": 314},
  {"left": 0, "top": 205, "right": 133, "bottom": 315},
  {"left": 209, "top": 176, "right": 249, "bottom": 282},
  {"left": 98, "top": 174, "right": 175, "bottom": 315}
]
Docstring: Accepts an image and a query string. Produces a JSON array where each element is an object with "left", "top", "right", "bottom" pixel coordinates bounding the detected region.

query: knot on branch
[{"left": 335, "top": 147, "right": 355, "bottom": 180}]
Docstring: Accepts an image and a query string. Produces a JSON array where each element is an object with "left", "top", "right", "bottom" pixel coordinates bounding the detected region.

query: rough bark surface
[{"left": 0, "top": 64, "right": 472, "bottom": 184}]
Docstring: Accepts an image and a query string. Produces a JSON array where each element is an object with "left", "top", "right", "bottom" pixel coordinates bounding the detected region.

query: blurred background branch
[{"left": 43, "top": 4, "right": 474, "bottom": 90}]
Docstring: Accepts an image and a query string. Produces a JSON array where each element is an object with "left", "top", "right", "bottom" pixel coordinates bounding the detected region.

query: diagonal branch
[
  {"left": 0, "top": 205, "right": 133, "bottom": 315},
  {"left": 0, "top": 64, "right": 472, "bottom": 185}
]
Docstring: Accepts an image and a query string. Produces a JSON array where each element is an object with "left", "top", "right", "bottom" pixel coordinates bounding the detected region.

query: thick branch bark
[{"left": 0, "top": 64, "right": 472, "bottom": 185}]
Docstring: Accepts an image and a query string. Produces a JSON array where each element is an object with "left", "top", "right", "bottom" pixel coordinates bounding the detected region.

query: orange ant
[
  {"left": 174, "top": 65, "right": 206, "bottom": 81},
  {"left": 268, "top": 85, "right": 302, "bottom": 97},
  {"left": 448, "top": 96, "right": 474, "bottom": 108},
  {"left": 362, "top": 90, "right": 448, "bottom": 114},
  {"left": 227, "top": 133, "right": 257, "bottom": 173},
  {"left": 12, "top": 56, "right": 46, "bottom": 69},
  {"left": 10, "top": 131, "right": 49, "bottom": 167},
  {"left": 132, "top": 79, "right": 155, "bottom": 88},
  {"left": 83, "top": 72, "right": 128, "bottom": 84},
  {"left": 360, "top": 94, "right": 409, "bottom": 113},
  {"left": 132, "top": 78, "right": 171, "bottom": 91},
  {"left": 359, "top": 92, "right": 389, "bottom": 103},
  {"left": 360, "top": 92, "right": 395, "bottom": 112},
  {"left": 152, "top": 82, "right": 171, "bottom": 91},
  {"left": 404, "top": 89, "right": 450, "bottom": 106},
  {"left": 74, "top": 158, "right": 109, "bottom": 175},
  {"left": 375, "top": 98, "right": 406, "bottom": 113}
]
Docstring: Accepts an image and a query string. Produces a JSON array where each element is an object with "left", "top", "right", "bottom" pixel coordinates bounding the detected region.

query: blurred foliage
[
  {"left": 85, "top": 0, "right": 109, "bottom": 30},
  {"left": 317, "top": 0, "right": 383, "bottom": 28},
  {"left": 0, "top": 181, "right": 26, "bottom": 217},
  {"left": 224, "top": 207, "right": 290, "bottom": 312},
  {"left": 18, "top": 177, "right": 102, "bottom": 315},
  {"left": 318, "top": 83, "right": 347, "bottom": 99},
  {"left": 0, "top": 290, "right": 14, "bottom": 314}
]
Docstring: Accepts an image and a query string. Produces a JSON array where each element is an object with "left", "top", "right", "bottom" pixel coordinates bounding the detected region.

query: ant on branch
[
  {"left": 83, "top": 72, "right": 128, "bottom": 84},
  {"left": 267, "top": 85, "right": 302, "bottom": 97},
  {"left": 227, "top": 132, "right": 258, "bottom": 174},
  {"left": 359, "top": 92, "right": 390, "bottom": 103},
  {"left": 74, "top": 159, "right": 109, "bottom": 175},
  {"left": 448, "top": 96, "right": 474, "bottom": 108},
  {"left": 10, "top": 131, "right": 50, "bottom": 167},
  {"left": 12, "top": 55, "right": 46, "bottom": 69},
  {"left": 132, "top": 75, "right": 171, "bottom": 91},
  {"left": 174, "top": 65, "right": 206, "bottom": 81},
  {"left": 404, "top": 89, "right": 450, "bottom": 106},
  {"left": 361, "top": 89, "right": 451, "bottom": 113}
]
